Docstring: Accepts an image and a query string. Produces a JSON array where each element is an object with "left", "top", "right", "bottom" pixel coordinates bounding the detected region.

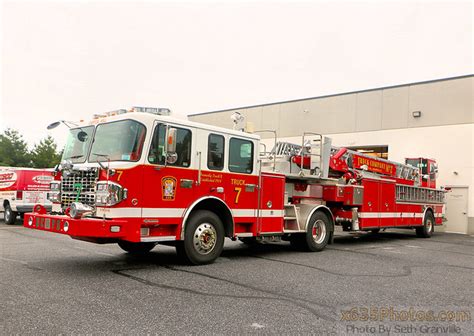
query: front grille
[
  {"left": 61, "top": 168, "right": 99, "bottom": 208},
  {"left": 61, "top": 192, "right": 96, "bottom": 208}
]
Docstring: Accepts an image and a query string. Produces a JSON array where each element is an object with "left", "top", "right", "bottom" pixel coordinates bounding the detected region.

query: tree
[
  {"left": 0, "top": 128, "right": 32, "bottom": 167},
  {"left": 31, "top": 135, "right": 61, "bottom": 168}
]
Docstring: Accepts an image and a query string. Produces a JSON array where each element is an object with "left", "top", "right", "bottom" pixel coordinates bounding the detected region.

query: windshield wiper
[
  {"left": 68, "top": 155, "right": 84, "bottom": 160},
  {"left": 93, "top": 153, "right": 116, "bottom": 177},
  {"left": 92, "top": 153, "right": 109, "bottom": 170}
]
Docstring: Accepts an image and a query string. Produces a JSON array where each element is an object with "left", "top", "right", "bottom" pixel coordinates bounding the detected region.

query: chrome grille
[{"left": 61, "top": 168, "right": 99, "bottom": 208}]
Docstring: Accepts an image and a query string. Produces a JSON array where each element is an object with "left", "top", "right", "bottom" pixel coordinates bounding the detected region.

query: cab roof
[{"left": 75, "top": 111, "right": 261, "bottom": 140}]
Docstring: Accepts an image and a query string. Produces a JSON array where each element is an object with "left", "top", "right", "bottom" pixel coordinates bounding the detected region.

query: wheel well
[
  {"left": 424, "top": 207, "right": 434, "bottom": 220},
  {"left": 3, "top": 200, "right": 9, "bottom": 208},
  {"left": 185, "top": 198, "right": 234, "bottom": 238}
]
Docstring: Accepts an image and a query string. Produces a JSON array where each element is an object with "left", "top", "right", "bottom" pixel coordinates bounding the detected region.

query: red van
[{"left": 0, "top": 168, "right": 53, "bottom": 224}]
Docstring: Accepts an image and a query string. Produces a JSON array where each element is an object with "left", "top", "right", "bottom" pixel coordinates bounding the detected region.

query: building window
[
  {"left": 208, "top": 134, "right": 225, "bottom": 170},
  {"left": 148, "top": 124, "right": 192, "bottom": 167},
  {"left": 229, "top": 138, "right": 253, "bottom": 174}
]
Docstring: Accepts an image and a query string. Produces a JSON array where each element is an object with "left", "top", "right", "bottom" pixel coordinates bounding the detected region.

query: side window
[
  {"left": 208, "top": 134, "right": 224, "bottom": 170},
  {"left": 148, "top": 124, "right": 166, "bottom": 165},
  {"left": 148, "top": 124, "right": 192, "bottom": 167},
  {"left": 229, "top": 138, "right": 254, "bottom": 174}
]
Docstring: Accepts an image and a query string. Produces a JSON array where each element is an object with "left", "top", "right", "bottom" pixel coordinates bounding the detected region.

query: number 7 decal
[{"left": 234, "top": 187, "right": 242, "bottom": 204}]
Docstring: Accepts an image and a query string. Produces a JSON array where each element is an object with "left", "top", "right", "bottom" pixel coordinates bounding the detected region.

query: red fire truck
[
  {"left": 1, "top": 168, "right": 53, "bottom": 224},
  {"left": 23, "top": 107, "right": 445, "bottom": 264}
]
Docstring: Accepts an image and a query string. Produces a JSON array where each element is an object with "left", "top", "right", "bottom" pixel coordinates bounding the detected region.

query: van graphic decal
[
  {"left": 0, "top": 171, "right": 17, "bottom": 189},
  {"left": 32, "top": 175, "right": 53, "bottom": 184}
]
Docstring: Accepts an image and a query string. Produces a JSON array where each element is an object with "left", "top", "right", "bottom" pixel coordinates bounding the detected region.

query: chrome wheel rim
[
  {"left": 312, "top": 219, "right": 327, "bottom": 244},
  {"left": 426, "top": 218, "right": 433, "bottom": 232},
  {"left": 5, "top": 208, "right": 11, "bottom": 221},
  {"left": 193, "top": 223, "right": 217, "bottom": 255}
]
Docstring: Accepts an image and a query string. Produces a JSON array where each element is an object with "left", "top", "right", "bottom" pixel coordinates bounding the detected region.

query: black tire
[
  {"left": 117, "top": 241, "right": 156, "bottom": 254},
  {"left": 4, "top": 204, "right": 18, "bottom": 225},
  {"left": 416, "top": 212, "right": 435, "bottom": 238},
  {"left": 292, "top": 211, "right": 331, "bottom": 252},
  {"left": 177, "top": 210, "right": 224, "bottom": 265},
  {"left": 370, "top": 229, "right": 381, "bottom": 234}
]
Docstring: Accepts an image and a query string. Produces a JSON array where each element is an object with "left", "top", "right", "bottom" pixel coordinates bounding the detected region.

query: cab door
[{"left": 142, "top": 122, "right": 197, "bottom": 220}]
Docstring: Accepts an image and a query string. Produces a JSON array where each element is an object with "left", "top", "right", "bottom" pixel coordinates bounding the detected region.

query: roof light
[
  {"left": 94, "top": 109, "right": 128, "bottom": 119},
  {"left": 131, "top": 106, "right": 171, "bottom": 115}
]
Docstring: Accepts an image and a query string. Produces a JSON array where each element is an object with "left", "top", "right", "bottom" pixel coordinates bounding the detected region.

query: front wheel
[
  {"left": 176, "top": 210, "right": 224, "bottom": 265},
  {"left": 291, "top": 211, "right": 331, "bottom": 252},
  {"left": 118, "top": 241, "right": 156, "bottom": 254},
  {"left": 416, "top": 212, "right": 434, "bottom": 238},
  {"left": 4, "top": 204, "right": 18, "bottom": 225}
]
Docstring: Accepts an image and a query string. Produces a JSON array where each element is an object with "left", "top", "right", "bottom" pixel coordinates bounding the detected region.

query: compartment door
[
  {"left": 258, "top": 173, "right": 285, "bottom": 234},
  {"left": 379, "top": 181, "right": 396, "bottom": 227},
  {"left": 360, "top": 179, "right": 380, "bottom": 229}
]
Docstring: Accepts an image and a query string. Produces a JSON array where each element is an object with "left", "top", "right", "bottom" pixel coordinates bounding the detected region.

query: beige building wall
[
  {"left": 189, "top": 75, "right": 474, "bottom": 233},
  {"left": 190, "top": 75, "right": 473, "bottom": 137}
]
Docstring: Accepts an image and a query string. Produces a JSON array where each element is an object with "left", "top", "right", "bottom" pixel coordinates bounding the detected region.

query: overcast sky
[{"left": 1, "top": 0, "right": 472, "bottom": 149}]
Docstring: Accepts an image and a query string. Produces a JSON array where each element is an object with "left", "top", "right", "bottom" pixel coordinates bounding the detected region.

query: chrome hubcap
[
  {"left": 193, "top": 223, "right": 217, "bottom": 255},
  {"left": 5, "top": 208, "right": 11, "bottom": 221},
  {"left": 311, "top": 219, "right": 327, "bottom": 244}
]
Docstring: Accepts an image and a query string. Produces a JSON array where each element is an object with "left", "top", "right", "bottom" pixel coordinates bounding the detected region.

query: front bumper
[{"left": 23, "top": 212, "right": 135, "bottom": 242}]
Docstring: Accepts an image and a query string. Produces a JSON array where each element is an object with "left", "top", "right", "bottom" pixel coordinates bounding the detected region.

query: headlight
[
  {"left": 95, "top": 181, "right": 127, "bottom": 206},
  {"left": 50, "top": 181, "right": 61, "bottom": 191},
  {"left": 48, "top": 181, "right": 61, "bottom": 203},
  {"left": 47, "top": 192, "right": 60, "bottom": 203}
]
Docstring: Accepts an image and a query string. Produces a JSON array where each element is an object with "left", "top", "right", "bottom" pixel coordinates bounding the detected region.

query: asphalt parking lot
[{"left": 1, "top": 218, "right": 473, "bottom": 335}]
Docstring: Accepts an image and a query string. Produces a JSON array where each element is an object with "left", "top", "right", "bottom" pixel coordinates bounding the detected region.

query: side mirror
[
  {"left": 167, "top": 128, "right": 177, "bottom": 153},
  {"left": 47, "top": 121, "right": 61, "bottom": 130},
  {"left": 77, "top": 131, "right": 88, "bottom": 142}
]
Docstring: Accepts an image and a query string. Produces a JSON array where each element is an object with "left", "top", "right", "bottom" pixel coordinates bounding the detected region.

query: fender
[
  {"left": 180, "top": 196, "right": 234, "bottom": 240},
  {"left": 303, "top": 204, "right": 335, "bottom": 231},
  {"left": 422, "top": 206, "right": 435, "bottom": 226}
]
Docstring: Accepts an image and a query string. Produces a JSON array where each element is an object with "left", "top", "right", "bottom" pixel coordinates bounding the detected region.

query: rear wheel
[
  {"left": 291, "top": 212, "right": 331, "bottom": 252},
  {"left": 416, "top": 212, "right": 434, "bottom": 238},
  {"left": 118, "top": 241, "right": 156, "bottom": 254},
  {"left": 4, "top": 204, "right": 18, "bottom": 225},
  {"left": 176, "top": 210, "right": 224, "bottom": 265}
]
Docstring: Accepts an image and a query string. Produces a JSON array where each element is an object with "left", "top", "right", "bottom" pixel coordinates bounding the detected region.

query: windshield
[
  {"left": 62, "top": 126, "right": 95, "bottom": 163},
  {"left": 89, "top": 120, "right": 146, "bottom": 162}
]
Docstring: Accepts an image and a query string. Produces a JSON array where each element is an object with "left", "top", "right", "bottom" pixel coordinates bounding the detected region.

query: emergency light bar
[
  {"left": 92, "top": 107, "right": 172, "bottom": 120},
  {"left": 94, "top": 109, "right": 128, "bottom": 118},
  {"left": 130, "top": 106, "right": 171, "bottom": 115}
]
